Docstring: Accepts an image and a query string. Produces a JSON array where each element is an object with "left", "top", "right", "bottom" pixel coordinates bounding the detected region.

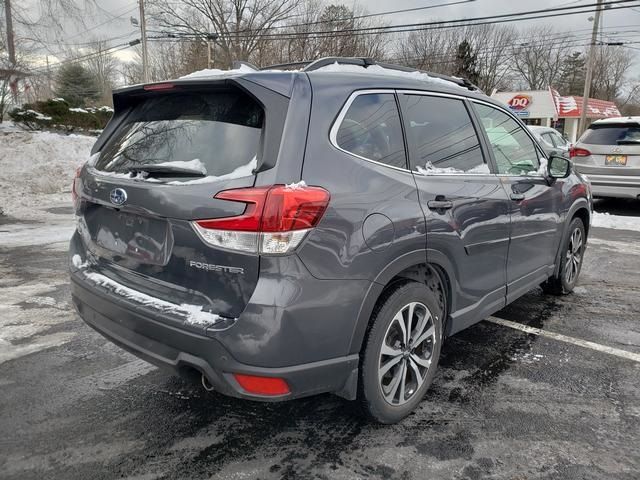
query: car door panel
[
  {"left": 398, "top": 92, "right": 511, "bottom": 334},
  {"left": 471, "top": 101, "right": 564, "bottom": 301},
  {"left": 500, "top": 176, "right": 564, "bottom": 302}
]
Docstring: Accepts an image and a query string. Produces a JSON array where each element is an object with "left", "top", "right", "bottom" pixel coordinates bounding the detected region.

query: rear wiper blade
[
  {"left": 617, "top": 140, "right": 640, "bottom": 145},
  {"left": 127, "top": 165, "right": 207, "bottom": 178}
]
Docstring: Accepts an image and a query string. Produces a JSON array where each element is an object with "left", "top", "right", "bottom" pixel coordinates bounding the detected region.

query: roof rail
[
  {"left": 260, "top": 60, "right": 312, "bottom": 71},
  {"left": 259, "top": 56, "right": 479, "bottom": 91}
]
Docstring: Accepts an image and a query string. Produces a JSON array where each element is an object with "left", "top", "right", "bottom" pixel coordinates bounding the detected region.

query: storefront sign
[{"left": 508, "top": 94, "right": 532, "bottom": 111}]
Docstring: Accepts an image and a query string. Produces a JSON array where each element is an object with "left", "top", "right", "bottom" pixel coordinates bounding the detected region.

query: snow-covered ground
[
  {"left": 0, "top": 129, "right": 95, "bottom": 221},
  {"left": 592, "top": 211, "right": 640, "bottom": 232}
]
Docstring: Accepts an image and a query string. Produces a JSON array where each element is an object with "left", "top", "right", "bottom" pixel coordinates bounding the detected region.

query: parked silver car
[
  {"left": 527, "top": 125, "right": 570, "bottom": 157},
  {"left": 572, "top": 117, "right": 640, "bottom": 199}
]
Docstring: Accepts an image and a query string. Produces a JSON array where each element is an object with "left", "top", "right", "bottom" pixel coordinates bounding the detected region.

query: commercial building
[{"left": 491, "top": 88, "right": 620, "bottom": 142}]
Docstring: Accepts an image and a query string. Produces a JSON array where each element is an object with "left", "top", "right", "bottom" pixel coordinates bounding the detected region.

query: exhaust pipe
[{"left": 201, "top": 373, "right": 215, "bottom": 392}]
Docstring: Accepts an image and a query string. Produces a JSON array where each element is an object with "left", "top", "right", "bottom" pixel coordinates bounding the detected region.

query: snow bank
[
  {"left": 0, "top": 131, "right": 95, "bottom": 220},
  {"left": 592, "top": 212, "right": 640, "bottom": 232}
]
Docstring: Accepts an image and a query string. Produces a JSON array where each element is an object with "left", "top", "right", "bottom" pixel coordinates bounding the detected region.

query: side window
[
  {"left": 335, "top": 93, "right": 407, "bottom": 169},
  {"left": 541, "top": 132, "right": 556, "bottom": 147},
  {"left": 402, "top": 95, "right": 488, "bottom": 174},
  {"left": 474, "top": 103, "right": 542, "bottom": 176},
  {"left": 552, "top": 132, "right": 568, "bottom": 147}
]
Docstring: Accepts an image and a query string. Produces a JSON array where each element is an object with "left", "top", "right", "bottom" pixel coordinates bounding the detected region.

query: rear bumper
[
  {"left": 71, "top": 271, "right": 359, "bottom": 401},
  {"left": 580, "top": 173, "right": 640, "bottom": 199}
]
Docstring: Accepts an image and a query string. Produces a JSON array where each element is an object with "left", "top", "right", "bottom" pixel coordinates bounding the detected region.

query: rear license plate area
[
  {"left": 605, "top": 155, "right": 627, "bottom": 166},
  {"left": 85, "top": 206, "right": 171, "bottom": 265}
]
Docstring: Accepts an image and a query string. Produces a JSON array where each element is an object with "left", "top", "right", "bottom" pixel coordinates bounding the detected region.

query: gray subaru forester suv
[{"left": 69, "top": 57, "right": 591, "bottom": 424}]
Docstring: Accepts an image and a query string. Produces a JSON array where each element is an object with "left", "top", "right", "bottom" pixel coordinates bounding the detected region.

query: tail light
[
  {"left": 143, "top": 82, "right": 175, "bottom": 91},
  {"left": 71, "top": 166, "right": 82, "bottom": 207},
  {"left": 192, "top": 184, "right": 330, "bottom": 255},
  {"left": 570, "top": 147, "right": 591, "bottom": 158}
]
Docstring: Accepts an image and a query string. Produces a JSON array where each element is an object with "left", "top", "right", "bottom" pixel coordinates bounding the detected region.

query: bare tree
[
  {"left": 84, "top": 39, "right": 118, "bottom": 105},
  {"left": 395, "top": 24, "right": 517, "bottom": 92},
  {"left": 511, "top": 26, "right": 567, "bottom": 90},
  {"left": 467, "top": 24, "right": 517, "bottom": 93},
  {"left": 150, "top": 0, "right": 301, "bottom": 67},
  {"left": 254, "top": 1, "right": 386, "bottom": 66},
  {"left": 395, "top": 27, "right": 458, "bottom": 75},
  {"left": 590, "top": 45, "right": 635, "bottom": 101}
]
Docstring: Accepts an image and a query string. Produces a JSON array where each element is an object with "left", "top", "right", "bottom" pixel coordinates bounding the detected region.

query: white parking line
[{"left": 486, "top": 316, "right": 640, "bottom": 363}]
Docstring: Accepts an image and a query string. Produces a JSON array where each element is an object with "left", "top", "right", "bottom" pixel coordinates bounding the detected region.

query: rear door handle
[
  {"left": 427, "top": 199, "right": 453, "bottom": 210},
  {"left": 510, "top": 193, "right": 525, "bottom": 201}
]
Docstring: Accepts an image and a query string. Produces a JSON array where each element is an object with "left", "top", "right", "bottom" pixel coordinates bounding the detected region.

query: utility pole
[
  {"left": 4, "top": 0, "right": 16, "bottom": 66},
  {"left": 138, "top": 0, "right": 149, "bottom": 83},
  {"left": 579, "top": 0, "right": 603, "bottom": 135},
  {"left": 46, "top": 56, "right": 53, "bottom": 97}
]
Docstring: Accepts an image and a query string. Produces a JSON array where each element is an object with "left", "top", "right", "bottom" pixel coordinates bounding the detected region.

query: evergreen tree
[
  {"left": 557, "top": 52, "right": 586, "bottom": 95},
  {"left": 455, "top": 40, "right": 480, "bottom": 85},
  {"left": 54, "top": 64, "right": 100, "bottom": 107}
]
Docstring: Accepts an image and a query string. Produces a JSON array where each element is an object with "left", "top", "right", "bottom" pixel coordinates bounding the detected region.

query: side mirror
[{"left": 548, "top": 155, "right": 571, "bottom": 179}]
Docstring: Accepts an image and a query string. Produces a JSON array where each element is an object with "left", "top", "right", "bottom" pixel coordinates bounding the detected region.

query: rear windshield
[
  {"left": 580, "top": 124, "right": 640, "bottom": 145},
  {"left": 96, "top": 90, "right": 264, "bottom": 176}
]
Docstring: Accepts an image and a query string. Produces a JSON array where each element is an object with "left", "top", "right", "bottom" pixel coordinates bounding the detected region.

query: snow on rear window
[{"left": 95, "top": 90, "right": 263, "bottom": 178}]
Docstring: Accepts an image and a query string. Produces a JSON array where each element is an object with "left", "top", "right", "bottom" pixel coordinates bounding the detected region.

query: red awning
[{"left": 549, "top": 88, "right": 620, "bottom": 119}]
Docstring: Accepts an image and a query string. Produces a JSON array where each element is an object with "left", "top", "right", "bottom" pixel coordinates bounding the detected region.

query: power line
[
  {"left": 254, "top": 3, "right": 640, "bottom": 41},
  {"left": 157, "top": 0, "right": 639, "bottom": 40},
  {"left": 63, "top": 4, "right": 138, "bottom": 41}
]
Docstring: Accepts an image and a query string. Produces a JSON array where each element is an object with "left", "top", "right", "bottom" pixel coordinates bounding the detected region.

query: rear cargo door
[
  {"left": 75, "top": 84, "right": 284, "bottom": 319},
  {"left": 576, "top": 122, "right": 640, "bottom": 176}
]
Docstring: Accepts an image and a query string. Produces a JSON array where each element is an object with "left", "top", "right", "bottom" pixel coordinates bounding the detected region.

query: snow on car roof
[
  {"left": 179, "top": 64, "right": 260, "bottom": 79},
  {"left": 179, "top": 61, "right": 465, "bottom": 90},
  {"left": 310, "top": 62, "right": 465, "bottom": 90},
  {"left": 592, "top": 116, "right": 640, "bottom": 125}
]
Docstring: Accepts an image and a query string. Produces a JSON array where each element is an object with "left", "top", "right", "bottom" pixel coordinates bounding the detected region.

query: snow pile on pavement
[
  {"left": 592, "top": 212, "right": 640, "bottom": 232},
  {"left": 0, "top": 130, "right": 95, "bottom": 220}
]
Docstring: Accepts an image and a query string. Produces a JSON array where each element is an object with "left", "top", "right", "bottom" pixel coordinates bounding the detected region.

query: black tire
[
  {"left": 542, "top": 217, "right": 586, "bottom": 295},
  {"left": 358, "top": 281, "right": 443, "bottom": 424}
]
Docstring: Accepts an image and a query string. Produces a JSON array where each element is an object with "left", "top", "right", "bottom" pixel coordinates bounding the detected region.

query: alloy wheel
[
  {"left": 564, "top": 227, "right": 583, "bottom": 285},
  {"left": 378, "top": 302, "right": 436, "bottom": 406}
]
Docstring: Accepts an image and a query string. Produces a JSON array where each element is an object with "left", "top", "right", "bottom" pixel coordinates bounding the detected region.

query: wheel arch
[{"left": 347, "top": 250, "right": 456, "bottom": 357}]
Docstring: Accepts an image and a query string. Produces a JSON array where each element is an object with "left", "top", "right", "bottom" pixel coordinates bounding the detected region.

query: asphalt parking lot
[{"left": 1, "top": 200, "right": 639, "bottom": 480}]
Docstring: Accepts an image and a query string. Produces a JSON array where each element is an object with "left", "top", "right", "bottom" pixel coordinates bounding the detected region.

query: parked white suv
[{"left": 571, "top": 117, "right": 640, "bottom": 199}]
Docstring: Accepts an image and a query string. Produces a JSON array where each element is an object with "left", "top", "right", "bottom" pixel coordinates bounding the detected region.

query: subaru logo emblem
[{"left": 110, "top": 188, "right": 127, "bottom": 206}]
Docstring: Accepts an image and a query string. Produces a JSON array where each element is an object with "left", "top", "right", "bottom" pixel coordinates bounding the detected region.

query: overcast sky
[{"left": 28, "top": 0, "right": 640, "bottom": 76}]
